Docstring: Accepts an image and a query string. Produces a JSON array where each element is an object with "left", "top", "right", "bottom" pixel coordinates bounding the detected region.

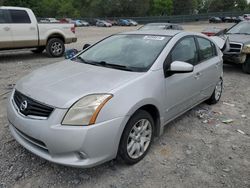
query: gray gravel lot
[{"left": 0, "top": 22, "right": 249, "bottom": 188}]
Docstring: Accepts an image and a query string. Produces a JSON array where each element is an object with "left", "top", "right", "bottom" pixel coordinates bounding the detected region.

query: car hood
[
  {"left": 15, "top": 60, "right": 143, "bottom": 108},
  {"left": 227, "top": 34, "right": 250, "bottom": 44}
]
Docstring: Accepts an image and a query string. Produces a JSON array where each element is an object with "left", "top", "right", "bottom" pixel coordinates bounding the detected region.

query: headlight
[
  {"left": 242, "top": 44, "right": 250, "bottom": 54},
  {"left": 62, "top": 94, "right": 113, "bottom": 126}
]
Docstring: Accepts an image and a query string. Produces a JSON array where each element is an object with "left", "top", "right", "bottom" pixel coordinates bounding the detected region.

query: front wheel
[
  {"left": 118, "top": 110, "right": 154, "bottom": 165},
  {"left": 206, "top": 78, "right": 223, "bottom": 105},
  {"left": 46, "top": 38, "right": 65, "bottom": 57},
  {"left": 243, "top": 56, "right": 250, "bottom": 74}
]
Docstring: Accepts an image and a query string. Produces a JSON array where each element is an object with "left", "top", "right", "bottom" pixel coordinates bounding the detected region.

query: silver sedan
[{"left": 7, "top": 30, "right": 223, "bottom": 168}]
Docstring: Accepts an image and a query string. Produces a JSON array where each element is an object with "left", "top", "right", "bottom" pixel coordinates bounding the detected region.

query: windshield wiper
[
  {"left": 96, "top": 61, "right": 134, "bottom": 71},
  {"left": 76, "top": 57, "right": 135, "bottom": 71},
  {"left": 76, "top": 56, "right": 97, "bottom": 65}
]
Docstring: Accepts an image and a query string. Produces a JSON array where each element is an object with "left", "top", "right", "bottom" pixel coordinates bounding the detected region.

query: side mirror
[
  {"left": 223, "top": 28, "right": 227, "bottom": 34},
  {"left": 169, "top": 61, "right": 194, "bottom": 73},
  {"left": 82, "top": 44, "right": 91, "bottom": 50}
]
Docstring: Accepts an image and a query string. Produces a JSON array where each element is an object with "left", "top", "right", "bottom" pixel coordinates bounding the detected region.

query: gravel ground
[{"left": 0, "top": 22, "right": 249, "bottom": 188}]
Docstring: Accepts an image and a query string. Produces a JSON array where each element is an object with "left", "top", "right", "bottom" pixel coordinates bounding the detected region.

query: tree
[
  {"left": 2, "top": 0, "right": 249, "bottom": 18},
  {"left": 235, "top": 0, "right": 248, "bottom": 11},
  {"left": 151, "top": 0, "right": 173, "bottom": 16},
  {"left": 173, "top": 0, "right": 194, "bottom": 15},
  {"left": 2, "top": 0, "right": 41, "bottom": 15},
  {"left": 58, "top": 0, "right": 80, "bottom": 18}
]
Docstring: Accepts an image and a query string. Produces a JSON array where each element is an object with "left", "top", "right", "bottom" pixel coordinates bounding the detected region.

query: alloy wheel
[{"left": 127, "top": 119, "right": 152, "bottom": 159}]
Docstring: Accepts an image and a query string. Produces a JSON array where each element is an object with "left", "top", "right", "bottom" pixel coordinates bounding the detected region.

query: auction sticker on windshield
[{"left": 143, "top": 36, "right": 166, "bottom": 41}]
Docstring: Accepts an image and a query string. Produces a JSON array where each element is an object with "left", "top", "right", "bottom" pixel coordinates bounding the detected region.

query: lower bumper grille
[{"left": 13, "top": 126, "right": 48, "bottom": 151}]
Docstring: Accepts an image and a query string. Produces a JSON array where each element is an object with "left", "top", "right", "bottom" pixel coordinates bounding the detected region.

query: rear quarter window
[{"left": 9, "top": 10, "right": 31, "bottom": 24}]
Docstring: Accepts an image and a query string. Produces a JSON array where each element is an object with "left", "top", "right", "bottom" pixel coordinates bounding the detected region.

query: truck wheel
[
  {"left": 118, "top": 110, "right": 154, "bottom": 165},
  {"left": 31, "top": 47, "right": 45, "bottom": 54},
  {"left": 243, "top": 56, "right": 250, "bottom": 74},
  {"left": 46, "top": 38, "right": 65, "bottom": 57}
]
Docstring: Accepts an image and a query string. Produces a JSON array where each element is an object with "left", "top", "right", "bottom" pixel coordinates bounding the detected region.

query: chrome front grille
[
  {"left": 13, "top": 90, "right": 54, "bottom": 119},
  {"left": 227, "top": 42, "right": 243, "bottom": 54}
]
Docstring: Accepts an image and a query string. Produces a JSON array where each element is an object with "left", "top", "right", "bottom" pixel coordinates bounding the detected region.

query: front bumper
[
  {"left": 7, "top": 94, "right": 127, "bottom": 168},
  {"left": 223, "top": 53, "right": 247, "bottom": 64}
]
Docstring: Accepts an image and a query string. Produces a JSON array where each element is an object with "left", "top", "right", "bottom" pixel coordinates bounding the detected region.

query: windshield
[
  {"left": 227, "top": 22, "right": 250, "bottom": 35},
  {"left": 76, "top": 34, "right": 171, "bottom": 72}
]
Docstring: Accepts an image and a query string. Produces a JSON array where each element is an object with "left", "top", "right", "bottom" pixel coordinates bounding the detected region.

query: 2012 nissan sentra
[{"left": 7, "top": 30, "right": 223, "bottom": 168}]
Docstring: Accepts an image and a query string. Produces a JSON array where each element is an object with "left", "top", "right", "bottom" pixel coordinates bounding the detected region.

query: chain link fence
[{"left": 82, "top": 11, "right": 249, "bottom": 24}]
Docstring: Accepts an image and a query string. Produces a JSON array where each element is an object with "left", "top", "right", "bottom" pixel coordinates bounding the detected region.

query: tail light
[{"left": 71, "top": 26, "right": 75, "bottom": 34}]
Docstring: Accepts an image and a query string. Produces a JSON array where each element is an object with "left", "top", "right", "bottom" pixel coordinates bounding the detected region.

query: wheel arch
[
  {"left": 116, "top": 103, "right": 162, "bottom": 160},
  {"left": 137, "top": 104, "right": 161, "bottom": 137},
  {"left": 122, "top": 103, "right": 162, "bottom": 138},
  {"left": 46, "top": 33, "right": 65, "bottom": 44}
]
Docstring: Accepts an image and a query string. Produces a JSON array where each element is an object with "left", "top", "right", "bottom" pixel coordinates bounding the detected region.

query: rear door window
[
  {"left": 197, "top": 37, "right": 216, "bottom": 62},
  {"left": 9, "top": 10, "right": 31, "bottom": 23},
  {"left": 0, "top": 9, "right": 9, "bottom": 23}
]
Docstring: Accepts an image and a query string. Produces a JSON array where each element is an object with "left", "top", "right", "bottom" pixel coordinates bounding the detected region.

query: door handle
[{"left": 3, "top": 27, "right": 10, "bottom": 31}]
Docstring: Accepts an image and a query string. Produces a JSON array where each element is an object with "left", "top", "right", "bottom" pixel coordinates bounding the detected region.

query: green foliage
[
  {"left": 173, "top": 0, "right": 195, "bottom": 15},
  {"left": 235, "top": 0, "right": 248, "bottom": 11},
  {"left": 200, "top": 0, "right": 248, "bottom": 12},
  {"left": 1, "top": 0, "right": 250, "bottom": 17},
  {"left": 151, "top": 0, "right": 173, "bottom": 15}
]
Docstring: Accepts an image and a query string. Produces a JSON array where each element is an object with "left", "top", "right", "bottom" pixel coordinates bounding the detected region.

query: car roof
[
  {"left": 145, "top": 23, "right": 179, "bottom": 26},
  {"left": 0, "top": 6, "right": 29, "bottom": 10},
  {"left": 121, "top": 29, "right": 183, "bottom": 36}
]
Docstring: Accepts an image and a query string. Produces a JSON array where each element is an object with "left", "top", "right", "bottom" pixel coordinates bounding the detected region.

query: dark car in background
[
  {"left": 88, "top": 19, "right": 100, "bottom": 26},
  {"left": 74, "top": 20, "right": 90, "bottom": 27},
  {"left": 127, "top": 19, "right": 138, "bottom": 26},
  {"left": 106, "top": 19, "right": 118, "bottom": 26},
  {"left": 118, "top": 19, "right": 131, "bottom": 26},
  {"left": 96, "top": 20, "right": 112, "bottom": 27},
  {"left": 59, "top": 18, "right": 74, "bottom": 23},
  {"left": 221, "top": 16, "right": 235, "bottom": 23},
  {"left": 236, "top": 16, "right": 245, "bottom": 23},
  {"left": 243, "top": 14, "right": 250, "bottom": 20},
  {"left": 209, "top": 17, "right": 222, "bottom": 23},
  {"left": 139, "top": 23, "right": 183, "bottom": 31}
]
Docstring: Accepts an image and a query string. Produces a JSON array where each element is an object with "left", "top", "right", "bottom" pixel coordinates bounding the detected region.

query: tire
[
  {"left": 243, "top": 56, "right": 250, "bottom": 74},
  {"left": 46, "top": 38, "right": 65, "bottom": 57},
  {"left": 118, "top": 110, "right": 154, "bottom": 165},
  {"left": 31, "top": 47, "right": 45, "bottom": 53},
  {"left": 206, "top": 78, "right": 223, "bottom": 105}
]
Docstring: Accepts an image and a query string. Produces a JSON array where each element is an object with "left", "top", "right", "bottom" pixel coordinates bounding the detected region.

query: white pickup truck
[{"left": 0, "top": 6, "right": 77, "bottom": 57}]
